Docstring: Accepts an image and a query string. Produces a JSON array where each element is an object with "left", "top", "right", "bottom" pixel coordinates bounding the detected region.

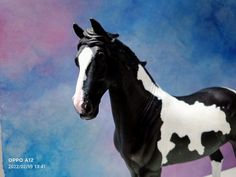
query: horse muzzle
[{"left": 72, "top": 97, "right": 98, "bottom": 120}]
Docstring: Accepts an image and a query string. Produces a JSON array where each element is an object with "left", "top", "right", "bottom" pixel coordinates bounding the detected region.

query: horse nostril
[{"left": 82, "top": 102, "right": 93, "bottom": 114}]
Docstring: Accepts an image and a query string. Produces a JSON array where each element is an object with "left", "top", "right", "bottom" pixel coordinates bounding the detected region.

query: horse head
[{"left": 72, "top": 19, "right": 119, "bottom": 119}]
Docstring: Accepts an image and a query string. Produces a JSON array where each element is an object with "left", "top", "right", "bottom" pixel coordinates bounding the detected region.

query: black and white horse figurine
[{"left": 72, "top": 19, "right": 236, "bottom": 177}]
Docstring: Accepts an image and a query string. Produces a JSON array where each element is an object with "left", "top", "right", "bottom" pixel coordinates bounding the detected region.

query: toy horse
[{"left": 72, "top": 19, "right": 236, "bottom": 177}]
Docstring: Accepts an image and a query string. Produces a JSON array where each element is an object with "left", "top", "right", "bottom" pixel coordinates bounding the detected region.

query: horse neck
[
  {"left": 108, "top": 54, "right": 163, "bottom": 139},
  {"left": 109, "top": 66, "right": 154, "bottom": 118}
]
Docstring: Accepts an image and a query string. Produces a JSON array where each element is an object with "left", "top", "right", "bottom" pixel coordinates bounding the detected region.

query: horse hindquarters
[
  {"left": 229, "top": 95, "right": 236, "bottom": 158},
  {"left": 212, "top": 88, "right": 236, "bottom": 176}
]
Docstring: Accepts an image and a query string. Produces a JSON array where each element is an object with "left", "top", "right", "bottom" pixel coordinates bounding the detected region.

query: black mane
[
  {"left": 79, "top": 28, "right": 118, "bottom": 47},
  {"left": 78, "top": 28, "right": 105, "bottom": 48},
  {"left": 79, "top": 28, "right": 145, "bottom": 71}
]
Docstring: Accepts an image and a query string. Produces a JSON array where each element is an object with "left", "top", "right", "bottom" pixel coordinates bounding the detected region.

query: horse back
[{"left": 176, "top": 87, "right": 236, "bottom": 136}]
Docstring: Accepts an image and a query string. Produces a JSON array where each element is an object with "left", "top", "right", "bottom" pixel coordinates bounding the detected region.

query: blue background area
[{"left": 0, "top": 0, "right": 236, "bottom": 177}]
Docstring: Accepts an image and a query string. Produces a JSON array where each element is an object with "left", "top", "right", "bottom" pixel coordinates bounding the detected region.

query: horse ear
[
  {"left": 73, "top": 23, "right": 84, "bottom": 38},
  {"left": 90, "top": 19, "right": 110, "bottom": 39}
]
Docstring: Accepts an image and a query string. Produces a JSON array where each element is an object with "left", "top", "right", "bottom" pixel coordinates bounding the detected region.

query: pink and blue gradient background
[{"left": 0, "top": 0, "right": 236, "bottom": 177}]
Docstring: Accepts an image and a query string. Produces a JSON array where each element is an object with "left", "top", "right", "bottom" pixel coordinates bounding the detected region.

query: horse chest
[{"left": 114, "top": 123, "right": 161, "bottom": 168}]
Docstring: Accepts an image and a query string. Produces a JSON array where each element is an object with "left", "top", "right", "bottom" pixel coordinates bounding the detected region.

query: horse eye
[
  {"left": 74, "top": 58, "right": 79, "bottom": 67},
  {"left": 96, "top": 52, "right": 105, "bottom": 58}
]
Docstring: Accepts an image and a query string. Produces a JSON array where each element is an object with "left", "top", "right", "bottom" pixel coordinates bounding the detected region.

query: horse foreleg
[
  {"left": 127, "top": 167, "right": 137, "bottom": 177},
  {"left": 130, "top": 172, "right": 138, "bottom": 177},
  {"left": 210, "top": 149, "right": 223, "bottom": 177},
  {"left": 140, "top": 168, "right": 162, "bottom": 177}
]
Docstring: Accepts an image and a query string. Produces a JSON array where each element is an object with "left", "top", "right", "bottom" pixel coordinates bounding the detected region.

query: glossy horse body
[{"left": 72, "top": 19, "right": 236, "bottom": 177}]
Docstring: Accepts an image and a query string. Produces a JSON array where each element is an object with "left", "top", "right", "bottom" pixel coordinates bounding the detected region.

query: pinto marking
[
  {"left": 73, "top": 47, "right": 94, "bottom": 113},
  {"left": 211, "top": 160, "right": 223, "bottom": 177},
  {"left": 137, "top": 64, "right": 231, "bottom": 164}
]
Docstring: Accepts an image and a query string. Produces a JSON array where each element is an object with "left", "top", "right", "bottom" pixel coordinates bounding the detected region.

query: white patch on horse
[
  {"left": 73, "top": 47, "right": 93, "bottom": 113},
  {"left": 137, "top": 64, "right": 231, "bottom": 164},
  {"left": 211, "top": 160, "right": 223, "bottom": 177}
]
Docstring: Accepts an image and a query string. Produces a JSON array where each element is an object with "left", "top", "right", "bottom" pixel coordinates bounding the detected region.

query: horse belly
[
  {"left": 157, "top": 98, "right": 231, "bottom": 165},
  {"left": 164, "top": 130, "right": 229, "bottom": 165}
]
